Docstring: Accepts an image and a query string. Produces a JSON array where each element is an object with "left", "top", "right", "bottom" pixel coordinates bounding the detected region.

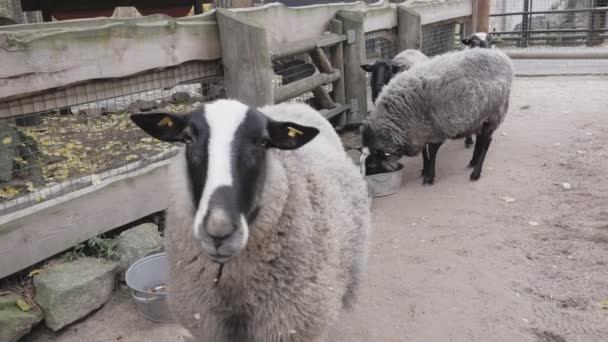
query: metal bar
[
  {"left": 492, "top": 28, "right": 608, "bottom": 34},
  {"left": 588, "top": 0, "right": 597, "bottom": 46},
  {"left": 490, "top": 7, "right": 608, "bottom": 17},
  {"left": 521, "top": 0, "right": 530, "bottom": 48},
  {"left": 274, "top": 71, "right": 341, "bottom": 104},
  {"left": 506, "top": 50, "right": 608, "bottom": 59}
]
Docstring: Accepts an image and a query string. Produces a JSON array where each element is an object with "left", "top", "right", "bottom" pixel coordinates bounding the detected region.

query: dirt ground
[{"left": 25, "top": 75, "right": 608, "bottom": 342}]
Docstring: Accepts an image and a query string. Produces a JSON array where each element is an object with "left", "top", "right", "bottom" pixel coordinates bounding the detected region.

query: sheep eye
[
  {"left": 384, "top": 152, "right": 392, "bottom": 157},
  {"left": 257, "top": 137, "right": 269, "bottom": 148}
]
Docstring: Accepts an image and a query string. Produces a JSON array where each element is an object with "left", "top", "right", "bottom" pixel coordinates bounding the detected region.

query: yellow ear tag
[
  {"left": 158, "top": 117, "right": 174, "bottom": 128},
  {"left": 287, "top": 126, "right": 303, "bottom": 138}
]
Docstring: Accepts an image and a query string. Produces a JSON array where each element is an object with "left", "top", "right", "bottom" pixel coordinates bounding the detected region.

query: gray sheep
[
  {"left": 362, "top": 49, "right": 474, "bottom": 149},
  {"left": 362, "top": 48, "right": 513, "bottom": 184},
  {"left": 130, "top": 100, "right": 371, "bottom": 342}
]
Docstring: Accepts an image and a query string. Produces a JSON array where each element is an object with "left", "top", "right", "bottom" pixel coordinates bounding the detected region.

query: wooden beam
[
  {"left": 311, "top": 87, "right": 336, "bottom": 110},
  {"left": 274, "top": 71, "right": 340, "bottom": 104},
  {"left": 0, "top": 159, "right": 171, "bottom": 279},
  {"left": 269, "top": 33, "right": 345, "bottom": 60},
  {"left": 476, "top": 0, "right": 490, "bottom": 33},
  {"left": 336, "top": 10, "right": 367, "bottom": 125},
  {"left": 216, "top": 8, "right": 273, "bottom": 107},
  {"left": 319, "top": 104, "right": 350, "bottom": 120},
  {"left": 309, "top": 48, "right": 334, "bottom": 74},
  {"left": 397, "top": 5, "right": 422, "bottom": 51},
  {"left": 0, "top": 14, "right": 221, "bottom": 102},
  {"left": 328, "top": 19, "right": 346, "bottom": 124}
]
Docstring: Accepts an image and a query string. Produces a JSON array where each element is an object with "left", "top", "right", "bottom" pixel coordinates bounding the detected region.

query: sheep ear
[
  {"left": 130, "top": 112, "right": 194, "bottom": 143},
  {"left": 266, "top": 120, "right": 319, "bottom": 150},
  {"left": 361, "top": 64, "right": 374, "bottom": 72},
  {"left": 462, "top": 38, "right": 471, "bottom": 45}
]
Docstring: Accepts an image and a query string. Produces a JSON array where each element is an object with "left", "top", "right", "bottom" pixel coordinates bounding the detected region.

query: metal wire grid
[
  {"left": 489, "top": 0, "right": 608, "bottom": 48},
  {"left": 271, "top": 52, "right": 334, "bottom": 106},
  {"left": 0, "top": 63, "right": 225, "bottom": 215},
  {"left": 422, "top": 20, "right": 465, "bottom": 56}
]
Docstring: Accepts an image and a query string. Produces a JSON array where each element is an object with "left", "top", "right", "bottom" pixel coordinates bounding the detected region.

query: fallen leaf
[
  {"left": 28, "top": 269, "right": 42, "bottom": 277},
  {"left": 2, "top": 137, "right": 12, "bottom": 145},
  {"left": 16, "top": 298, "right": 32, "bottom": 312},
  {"left": 562, "top": 182, "right": 572, "bottom": 190},
  {"left": 26, "top": 182, "right": 37, "bottom": 193},
  {"left": 528, "top": 221, "right": 539, "bottom": 226},
  {"left": 600, "top": 300, "right": 608, "bottom": 310},
  {"left": 502, "top": 196, "right": 516, "bottom": 203}
]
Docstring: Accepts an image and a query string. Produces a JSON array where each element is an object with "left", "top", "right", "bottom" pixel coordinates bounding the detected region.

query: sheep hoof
[
  {"left": 422, "top": 176, "right": 434, "bottom": 185},
  {"left": 470, "top": 171, "right": 481, "bottom": 181},
  {"left": 420, "top": 169, "right": 426, "bottom": 177}
]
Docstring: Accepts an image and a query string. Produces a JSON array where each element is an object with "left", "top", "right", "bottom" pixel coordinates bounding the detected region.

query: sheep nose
[
  {"left": 210, "top": 233, "right": 232, "bottom": 249},
  {"left": 205, "top": 209, "right": 238, "bottom": 247}
]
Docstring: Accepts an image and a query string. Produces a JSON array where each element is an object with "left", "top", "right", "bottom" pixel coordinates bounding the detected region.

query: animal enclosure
[{"left": 2, "top": 0, "right": 605, "bottom": 279}]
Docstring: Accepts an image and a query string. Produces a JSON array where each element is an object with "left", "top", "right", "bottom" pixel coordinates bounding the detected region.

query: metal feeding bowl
[
  {"left": 360, "top": 148, "right": 404, "bottom": 197},
  {"left": 125, "top": 252, "right": 174, "bottom": 323}
]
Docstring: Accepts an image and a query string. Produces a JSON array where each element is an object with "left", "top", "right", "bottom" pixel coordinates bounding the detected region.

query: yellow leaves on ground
[
  {"left": 0, "top": 186, "right": 20, "bottom": 199},
  {"left": 2, "top": 137, "right": 12, "bottom": 145},
  {"left": 16, "top": 298, "right": 32, "bottom": 312}
]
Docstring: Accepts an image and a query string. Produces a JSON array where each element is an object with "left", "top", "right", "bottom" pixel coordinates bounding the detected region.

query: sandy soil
[{"left": 25, "top": 75, "right": 608, "bottom": 342}]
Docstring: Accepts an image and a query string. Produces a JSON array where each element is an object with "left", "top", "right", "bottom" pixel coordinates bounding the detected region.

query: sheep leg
[
  {"left": 421, "top": 145, "right": 429, "bottom": 177},
  {"left": 423, "top": 142, "right": 442, "bottom": 185},
  {"left": 470, "top": 124, "right": 494, "bottom": 181},
  {"left": 468, "top": 135, "right": 484, "bottom": 168},
  {"left": 464, "top": 135, "right": 474, "bottom": 148}
]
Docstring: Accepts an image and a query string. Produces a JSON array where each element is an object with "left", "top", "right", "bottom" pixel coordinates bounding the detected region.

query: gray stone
[
  {"left": 34, "top": 257, "right": 117, "bottom": 331},
  {"left": 170, "top": 92, "right": 191, "bottom": 103},
  {"left": 0, "top": 294, "right": 44, "bottom": 342},
  {"left": 341, "top": 131, "right": 363, "bottom": 150},
  {"left": 79, "top": 103, "right": 104, "bottom": 117},
  {"left": 115, "top": 223, "right": 164, "bottom": 279}
]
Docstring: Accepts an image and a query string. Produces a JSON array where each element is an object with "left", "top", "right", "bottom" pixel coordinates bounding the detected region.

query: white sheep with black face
[{"left": 130, "top": 100, "right": 371, "bottom": 342}]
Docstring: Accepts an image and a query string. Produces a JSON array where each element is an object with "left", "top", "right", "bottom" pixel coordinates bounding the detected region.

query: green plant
[
  {"left": 87, "top": 236, "right": 119, "bottom": 260},
  {"left": 60, "top": 235, "right": 118, "bottom": 262},
  {"left": 61, "top": 243, "right": 85, "bottom": 262}
]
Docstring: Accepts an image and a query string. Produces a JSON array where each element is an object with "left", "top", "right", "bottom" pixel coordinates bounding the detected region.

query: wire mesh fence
[
  {"left": 422, "top": 20, "right": 466, "bottom": 56},
  {"left": 489, "top": 0, "right": 608, "bottom": 75},
  {"left": 0, "top": 63, "right": 225, "bottom": 215}
]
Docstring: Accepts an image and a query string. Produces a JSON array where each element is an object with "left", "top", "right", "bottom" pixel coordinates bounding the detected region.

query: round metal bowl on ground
[
  {"left": 125, "top": 252, "right": 174, "bottom": 323},
  {"left": 365, "top": 163, "right": 404, "bottom": 197}
]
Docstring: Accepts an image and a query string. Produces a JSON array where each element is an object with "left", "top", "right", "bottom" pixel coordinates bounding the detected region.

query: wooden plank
[
  {"left": 336, "top": 10, "right": 367, "bottom": 125},
  {"left": 0, "top": 159, "right": 171, "bottom": 279},
  {"left": 230, "top": 1, "right": 393, "bottom": 50},
  {"left": 270, "top": 33, "right": 344, "bottom": 60},
  {"left": 409, "top": 0, "right": 473, "bottom": 25},
  {"left": 309, "top": 48, "right": 334, "bottom": 74},
  {"left": 311, "top": 87, "right": 336, "bottom": 110},
  {"left": 397, "top": 5, "right": 422, "bottom": 51},
  {"left": 328, "top": 18, "right": 346, "bottom": 125},
  {"left": 476, "top": 0, "right": 490, "bottom": 33},
  {"left": 216, "top": 8, "right": 273, "bottom": 107},
  {"left": 0, "top": 13, "right": 221, "bottom": 102},
  {"left": 274, "top": 71, "right": 340, "bottom": 104},
  {"left": 319, "top": 104, "right": 350, "bottom": 120}
]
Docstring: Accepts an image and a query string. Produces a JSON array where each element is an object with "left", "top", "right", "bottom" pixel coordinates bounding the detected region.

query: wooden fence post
[
  {"left": 216, "top": 8, "right": 273, "bottom": 107},
  {"left": 397, "top": 6, "right": 422, "bottom": 51},
  {"left": 473, "top": 0, "right": 490, "bottom": 33},
  {"left": 336, "top": 11, "right": 367, "bottom": 125}
]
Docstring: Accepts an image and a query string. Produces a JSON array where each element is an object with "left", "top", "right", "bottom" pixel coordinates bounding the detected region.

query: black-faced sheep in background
[{"left": 362, "top": 48, "right": 513, "bottom": 184}]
